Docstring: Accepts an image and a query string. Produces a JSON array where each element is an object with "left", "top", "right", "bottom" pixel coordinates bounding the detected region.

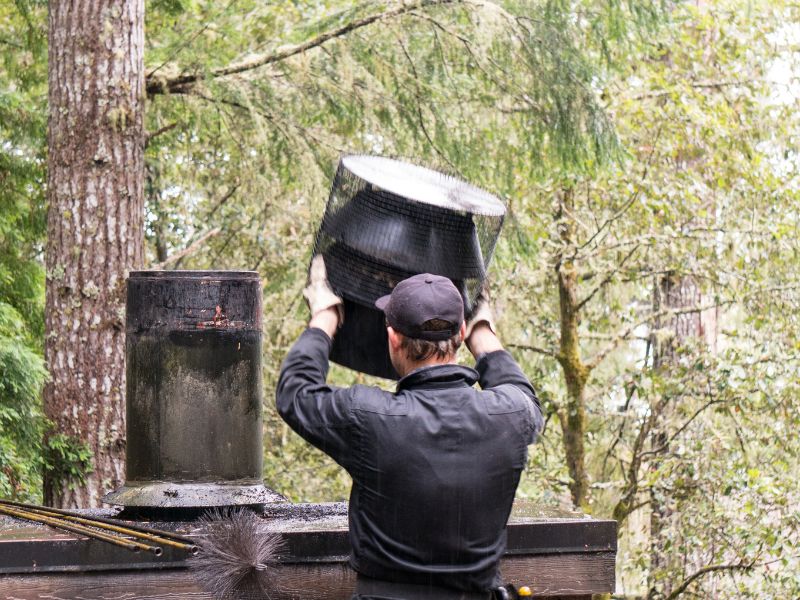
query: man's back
[
  {"left": 277, "top": 328, "right": 541, "bottom": 592},
  {"left": 282, "top": 269, "right": 543, "bottom": 597}
]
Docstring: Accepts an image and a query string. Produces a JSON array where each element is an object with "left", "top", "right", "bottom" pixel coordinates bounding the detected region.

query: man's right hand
[{"left": 303, "top": 255, "right": 344, "bottom": 325}]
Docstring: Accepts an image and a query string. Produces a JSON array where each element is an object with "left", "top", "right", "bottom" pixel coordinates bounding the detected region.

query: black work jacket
[{"left": 276, "top": 328, "right": 543, "bottom": 592}]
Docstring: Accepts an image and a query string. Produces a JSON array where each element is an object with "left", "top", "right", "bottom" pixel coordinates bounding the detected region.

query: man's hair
[{"left": 399, "top": 319, "right": 462, "bottom": 362}]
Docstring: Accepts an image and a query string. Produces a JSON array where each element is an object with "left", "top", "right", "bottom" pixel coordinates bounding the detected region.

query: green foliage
[
  {"left": 141, "top": 0, "right": 672, "bottom": 505},
  {"left": 42, "top": 433, "right": 94, "bottom": 492},
  {"left": 139, "top": 1, "right": 800, "bottom": 594},
  {"left": 0, "top": 0, "right": 48, "bottom": 502},
  {"left": 0, "top": 0, "right": 47, "bottom": 340},
  {"left": 512, "top": 1, "right": 800, "bottom": 595},
  {"left": 2, "top": 0, "right": 799, "bottom": 594},
  {"left": 0, "top": 303, "right": 48, "bottom": 500}
]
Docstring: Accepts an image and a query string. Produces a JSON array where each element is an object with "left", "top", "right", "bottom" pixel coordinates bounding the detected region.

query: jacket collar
[{"left": 396, "top": 363, "right": 478, "bottom": 392}]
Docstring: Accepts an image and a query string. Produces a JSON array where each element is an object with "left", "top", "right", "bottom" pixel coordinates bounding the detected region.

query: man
[{"left": 277, "top": 257, "right": 543, "bottom": 600}]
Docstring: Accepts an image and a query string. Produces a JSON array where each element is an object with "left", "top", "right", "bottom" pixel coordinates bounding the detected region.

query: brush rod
[
  {"left": 0, "top": 500, "right": 198, "bottom": 554},
  {"left": 0, "top": 504, "right": 161, "bottom": 555},
  {"left": 0, "top": 500, "right": 197, "bottom": 554}
]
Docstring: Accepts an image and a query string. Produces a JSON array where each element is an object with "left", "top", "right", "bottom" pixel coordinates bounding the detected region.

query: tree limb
[
  {"left": 146, "top": 0, "right": 459, "bottom": 95},
  {"left": 612, "top": 395, "right": 664, "bottom": 523},
  {"left": 506, "top": 342, "right": 558, "bottom": 358},
  {"left": 601, "top": 377, "right": 641, "bottom": 479},
  {"left": 638, "top": 397, "right": 726, "bottom": 460},
  {"left": 151, "top": 228, "right": 221, "bottom": 270},
  {"left": 205, "top": 184, "right": 240, "bottom": 220},
  {"left": 144, "top": 122, "right": 179, "bottom": 147},
  {"left": 576, "top": 243, "right": 640, "bottom": 311},
  {"left": 587, "top": 303, "right": 704, "bottom": 370},
  {"left": 662, "top": 560, "right": 755, "bottom": 600},
  {"left": 0, "top": 37, "right": 24, "bottom": 49}
]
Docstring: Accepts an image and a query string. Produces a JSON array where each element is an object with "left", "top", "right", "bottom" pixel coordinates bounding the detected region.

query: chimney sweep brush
[{"left": 191, "top": 508, "right": 284, "bottom": 599}]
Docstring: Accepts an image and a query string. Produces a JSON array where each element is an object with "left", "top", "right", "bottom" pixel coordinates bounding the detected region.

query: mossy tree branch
[
  {"left": 145, "top": 0, "right": 459, "bottom": 96},
  {"left": 554, "top": 185, "right": 592, "bottom": 509}
]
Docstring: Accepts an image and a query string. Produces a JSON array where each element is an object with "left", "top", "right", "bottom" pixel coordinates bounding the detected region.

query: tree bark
[
  {"left": 554, "top": 187, "right": 591, "bottom": 510},
  {"left": 647, "top": 272, "right": 702, "bottom": 597},
  {"left": 44, "top": 0, "right": 145, "bottom": 507}
]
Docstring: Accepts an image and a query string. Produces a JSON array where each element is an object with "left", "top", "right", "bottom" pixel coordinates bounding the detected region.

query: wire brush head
[{"left": 191, "top": 508, "right": 284, "bottom": 599}]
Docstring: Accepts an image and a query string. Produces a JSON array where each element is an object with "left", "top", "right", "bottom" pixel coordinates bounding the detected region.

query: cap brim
[{"left": 375, "top": 295, "right": 391, "bottom": 311}]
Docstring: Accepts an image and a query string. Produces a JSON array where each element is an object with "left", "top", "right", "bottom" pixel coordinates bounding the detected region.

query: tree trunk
[
  {"left": 647, "top": 272, "right": 702, "bottom": 597},
  {"left": 44, "top": 0, "right": 145, "bottom": 507},
  {"left": 146, "top": 163, "right": 169, "bottom": 263},
  {"left": 554, "top": 187, "right": 591, "bottom": 510}
]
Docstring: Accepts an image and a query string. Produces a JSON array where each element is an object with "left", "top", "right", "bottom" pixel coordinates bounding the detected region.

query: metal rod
[
  {"left": 0, "top": 499, "right": 197, "bottom": 548},
  {"left": 0, "top": 500, "right": 197, "bottom": 554},
  {"left": 0, "top": 505, "right": 162, "bottom": 555}
]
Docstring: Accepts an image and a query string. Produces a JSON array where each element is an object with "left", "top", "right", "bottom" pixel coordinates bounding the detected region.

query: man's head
[{"left": 375, "top": 274, "right": 466, "bottom": 376}]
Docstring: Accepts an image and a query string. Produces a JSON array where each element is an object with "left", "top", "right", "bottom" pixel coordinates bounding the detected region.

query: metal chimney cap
[
  {"left": 129, "top": 270, "right": 260, "bottom": 280},
  {"left": 341, "top": 155, "right": 506, "bottom": 217}
]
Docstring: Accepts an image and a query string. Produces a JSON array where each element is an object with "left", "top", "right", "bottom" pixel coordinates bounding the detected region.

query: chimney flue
[{"left": 104, "top": 270, "right": 282, "bottom": 510}]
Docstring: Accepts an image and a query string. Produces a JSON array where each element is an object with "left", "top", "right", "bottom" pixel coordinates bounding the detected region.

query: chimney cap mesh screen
[
  {"left": 341, "top": 155, "right": 505, "bottom": 217},
  {"left": 312, "top": 155, "right": 505, "bottom": 379}
]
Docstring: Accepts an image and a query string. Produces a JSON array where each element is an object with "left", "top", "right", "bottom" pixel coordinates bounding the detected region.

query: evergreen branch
[
  {"left": 189, "top": 89, "right": 343, "bottom": 155},
  {"left": 146, "top": 0, "right": 459, "bottom": 95},
  {"left": 210, "top": 199, "right": 275, "bottom": 265},
  {"left": 415, "top": 6, "right": 580, "bottom": 119},
  {"left": 186, "top": 90, "right": 291, "bottom": 145},
  {"left": 194, "top": 71, "right": 344, "bottom": 170},
  {"left": 394, "top": 32, "right": 457, "bottom": 170},
  {"left": 151, "top": 228, "right": 221, "bottom": 270},
  {"left": 147, "top": 0, "right": 241, "bottom": 80},
  {"left": 409, "top": 11, "right": 517, "bottom": 99},
  {"left": 632, "top": 80, "right": 756, "bottom": 100},
  {"left": 575, "top": 124, "right": 663, "bottom": 255}
]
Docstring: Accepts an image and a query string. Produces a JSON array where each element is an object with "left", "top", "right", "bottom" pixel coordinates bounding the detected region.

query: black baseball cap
[{"left": 375, "top": 273, "right": 464, "bottom": 341}]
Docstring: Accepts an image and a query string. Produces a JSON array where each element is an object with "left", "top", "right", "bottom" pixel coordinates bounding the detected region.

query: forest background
[{"left": 1, "top": 0, "right": 799, "bottom": 597}]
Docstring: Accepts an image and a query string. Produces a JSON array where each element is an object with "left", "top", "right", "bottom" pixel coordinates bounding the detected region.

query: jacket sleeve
[
  {"left": 276, "top": 327, "right": 356, "bottom": 470},
  {"left": 475, "top": 350, "right": 544, "bottom": 443}
]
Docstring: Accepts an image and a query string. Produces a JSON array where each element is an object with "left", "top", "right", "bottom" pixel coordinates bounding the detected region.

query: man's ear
[
  {"left": 387, "top": 326, "right": 402, "bottom": 352},
  {"left": 459, "top": 321, "right": 467, "bottom": 342}
]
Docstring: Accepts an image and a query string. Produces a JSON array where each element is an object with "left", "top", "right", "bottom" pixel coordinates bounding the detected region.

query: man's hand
[
  {"left": 303, "top": 255, "right": 343, "bottom": 335},
  {"left": 465, "top": 286, "right": 502, "bottom": 357},
  {"left": 309, "top": 306, "right": 340, "bottom": 339},
  {"left": 466, "top": 322, "right": 503, "bottom": 357}
]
